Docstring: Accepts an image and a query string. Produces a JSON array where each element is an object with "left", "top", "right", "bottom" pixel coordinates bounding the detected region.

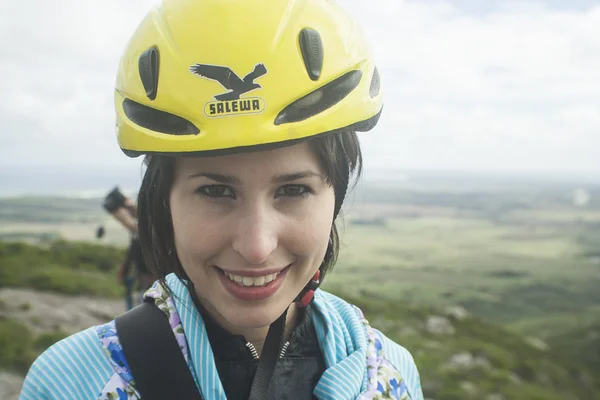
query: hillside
[{"left": 348, "top": 293, "right": 599, "bottom": 400}]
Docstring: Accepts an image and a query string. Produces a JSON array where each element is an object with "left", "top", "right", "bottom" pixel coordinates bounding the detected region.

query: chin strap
[{"left": 294, "top": 269, "right": 321, "bottom": 308}]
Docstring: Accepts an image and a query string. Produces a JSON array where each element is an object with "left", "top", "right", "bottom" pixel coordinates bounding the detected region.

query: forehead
[{"left": 174, "top": 141, "right": 322, "bottom": 177}]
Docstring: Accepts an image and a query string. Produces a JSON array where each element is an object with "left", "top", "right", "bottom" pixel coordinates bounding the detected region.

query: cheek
[
  {"left": 169, "top": 191, "right": 222, "bottom": 265},
  {"left": 285, "top": 193, "right": 335, "bottom": 259},
  {"left": 170, "top": 195, "right": 194, "bottom": 246}
]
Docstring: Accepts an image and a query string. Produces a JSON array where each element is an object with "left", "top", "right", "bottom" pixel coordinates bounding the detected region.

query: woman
[{"left": 20, "top": 0, "right": 424, "bottom": 399}]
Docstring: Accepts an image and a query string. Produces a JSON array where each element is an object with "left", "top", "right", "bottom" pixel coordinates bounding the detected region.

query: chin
[{"left": 220, "top": 300, "right": 290, "bottom": 329}]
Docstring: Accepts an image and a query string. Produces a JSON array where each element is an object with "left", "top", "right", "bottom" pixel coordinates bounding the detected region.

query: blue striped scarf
[{"left": 95, "top": 274, "right": 423, "bottom": 400}]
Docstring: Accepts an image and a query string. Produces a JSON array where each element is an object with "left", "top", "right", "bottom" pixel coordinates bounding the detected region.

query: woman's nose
[{"left": 231, "top": 206, "right": 278, "bottom": 265}]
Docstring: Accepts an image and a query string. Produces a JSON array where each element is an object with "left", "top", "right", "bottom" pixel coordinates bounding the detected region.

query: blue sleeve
[
  {"left": 19, "top": 327, "right": 114, "bottom": 400},
  {"left": 380, "top": 333, "right": 424, "bottom": 400}
]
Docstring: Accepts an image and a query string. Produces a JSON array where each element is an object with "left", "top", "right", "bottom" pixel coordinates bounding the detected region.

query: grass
[
  {"left": 502, "top": 208, "right": 600, "bottom": 224},
  {"left": 0, "top": 317, "right": 68, "bottom": 374},
  {"left": 508, "top": 305, "right": 600, "bottom": 338},
  {"left": 0, "top": 240, "right": 126, "bottom": 297},
  {"left": 345, "top": 294, "right": 600, "bottom": 400},
  {"left": 338, "top": 216, "right": 583, "bottom": 267},
  {"left": 324, "top": 206, "right": 600, "bottom": 333},
  {"left": 0, "top": 220, "right": 131, "bottom": 246}
]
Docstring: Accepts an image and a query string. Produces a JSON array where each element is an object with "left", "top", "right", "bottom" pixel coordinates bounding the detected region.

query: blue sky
[{"left": 1, "top": 0, "right": 599, "bottom": 175}]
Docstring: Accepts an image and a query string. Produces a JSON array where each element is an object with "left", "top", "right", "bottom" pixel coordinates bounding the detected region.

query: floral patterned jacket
[{"left": 20, "top": 274, "right": 424, "bottom": 400}]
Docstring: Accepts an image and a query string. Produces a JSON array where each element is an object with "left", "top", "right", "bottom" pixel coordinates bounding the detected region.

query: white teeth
[{"left": 226, "top": 272, "right": 279, "bottom": 287}]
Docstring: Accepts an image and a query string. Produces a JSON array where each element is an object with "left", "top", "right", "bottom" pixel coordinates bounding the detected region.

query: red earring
[{"left": 296, "top": 270, "right": 321, "bottom": 308}]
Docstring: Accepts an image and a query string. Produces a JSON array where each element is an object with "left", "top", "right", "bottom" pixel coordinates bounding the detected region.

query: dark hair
[{"left": 137, "top": 131, "right": 362, "bottom": 288}]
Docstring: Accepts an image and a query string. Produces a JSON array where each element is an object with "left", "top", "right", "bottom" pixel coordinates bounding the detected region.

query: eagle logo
[{"left": 189, "top": 63, "right": 268, "bottom": 101}]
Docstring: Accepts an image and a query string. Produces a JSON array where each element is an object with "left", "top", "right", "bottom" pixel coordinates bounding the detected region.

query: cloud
[
  {"left": 1, "top": 0, "right": 599, "bottom": 173},
  {"left": 0, "top": 0, "right": 156, "bottom": 168},
  {"left": 340, "top": 0, "right": 600, "bottom": 171}
]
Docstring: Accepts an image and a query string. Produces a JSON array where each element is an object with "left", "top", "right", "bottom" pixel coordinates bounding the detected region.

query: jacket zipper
[
  {"left": 246, "top": 342, "right": 259, "bottom": 359},
  {"left": 279, "top": 341, "right": 291, "bottom": 358},
  {"left": 245, "top": 341, "right": 291, "bottom": 360}
]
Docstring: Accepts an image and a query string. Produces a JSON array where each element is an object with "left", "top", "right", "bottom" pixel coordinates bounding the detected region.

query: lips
[
  {"left": 215, "top": 265, "right": 290, "bottom": 302},
  {"left": 224, "top": 271, "right": 280, "bottom": 287},
  {"left": 218, "top": 266, "right": 289, "bottom": 278}
]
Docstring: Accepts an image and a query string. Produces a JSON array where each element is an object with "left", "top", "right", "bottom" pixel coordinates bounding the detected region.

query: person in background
[{"left": 102, "top": 186, "right": 155, "bottom": 309}]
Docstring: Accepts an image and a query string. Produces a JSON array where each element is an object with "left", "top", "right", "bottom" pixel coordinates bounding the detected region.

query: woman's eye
[
  {"left": 276, "top": 184, "right": 311, "bottom": 198},
  {"left": 196, "top": 185, "right": 235, "bottom": 199}
]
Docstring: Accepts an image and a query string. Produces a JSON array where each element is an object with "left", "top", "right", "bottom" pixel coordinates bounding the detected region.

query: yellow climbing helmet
[{"left": 115, "top": 0, "right": 383, "bottom": 157}]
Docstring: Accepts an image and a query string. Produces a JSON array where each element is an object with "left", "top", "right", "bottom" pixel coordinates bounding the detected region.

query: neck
[{"left": 238, "top": 307, "right": 299, "bottom": 355}]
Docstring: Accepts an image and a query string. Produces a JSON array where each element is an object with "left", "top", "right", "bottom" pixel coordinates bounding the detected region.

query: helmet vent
[
  {"left": 123, "top": 99, "right": 199, "bottom": 135},
  {"left": 138, "top": 47, "right": 160, "bottom": 100},
  {"left": 370, "top": 67, "right": 380, "bottom": 98},
  {"left": 299, "top": 28, "right": 323, "bottom": 81},
  {"left": 274, "top": 70, "right": 362, "bottom": 125}
]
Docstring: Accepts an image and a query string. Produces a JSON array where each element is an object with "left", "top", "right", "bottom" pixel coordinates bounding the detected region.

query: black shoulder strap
[{"left": 115, "top": 302, "right": 203, "bottom": 400}]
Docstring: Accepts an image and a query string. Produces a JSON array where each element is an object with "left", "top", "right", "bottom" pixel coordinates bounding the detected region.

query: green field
[
  {"left": 324, "top": 180, "right": 600, "bottom": 339},
  {"left": 327, "top": 215, "right": 599, "bottom": 334},
  {"left": 0, "top": 196, "right": 131, "bottom": 245}
]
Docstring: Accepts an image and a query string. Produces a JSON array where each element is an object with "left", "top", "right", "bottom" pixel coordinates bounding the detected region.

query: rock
[
  {"left": 423, "top": 340, "right": 442, "bottom": 349},
  {"left": 444, "top": 305, "right": 470, "bottom": 320},
  {"left": 0, "top": 371, "right": 24, "bottom": 400},
  {"left": 444, "top": 352, "right": 491, "bottom": 371},
  {"left": 425, "top": 316, "right": 455, "bottom": 335},
  {"left": 445, "top": 352, "right": 473, "bottom": 369},
  {"left": 0, "top": 288, "right": 126, "bottom": 336},
  {"left": 526, "top": 337, "right": 549, "bottom": 351},
  {"left": 399, "top": 326, "right": 418, "bottom": 336},
  {"left": 422, "top": 380, "right": 443, "bottom": 396},
  {"left": 460, "top": 381, "right": 477, "bottom": 395},
  {"left": 509, "top": 372, "right": 522, "bottom": 385},
  {"left": 485, "top": 393, "right": 506, "bottom": 400},
  {"left": 474, "top": 356, "right": 492, "bottom": 370}
]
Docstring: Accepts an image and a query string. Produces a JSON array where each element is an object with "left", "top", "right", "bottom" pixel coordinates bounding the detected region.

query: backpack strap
[{"left": 115, "top": 301, "right": 203, "bottom": 400}]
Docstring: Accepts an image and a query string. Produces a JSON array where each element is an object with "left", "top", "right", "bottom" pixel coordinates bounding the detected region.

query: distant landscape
[{"left": 1, "top": 169, "right": 599, "bottom": 399}]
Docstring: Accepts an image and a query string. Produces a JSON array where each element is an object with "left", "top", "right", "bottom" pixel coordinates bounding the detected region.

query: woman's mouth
[
  {"left": 223, "top": 271, "right": 281, "bottom": 287},
  {"left": 215, "top": 265, "right": 290, "bottom": 301}
]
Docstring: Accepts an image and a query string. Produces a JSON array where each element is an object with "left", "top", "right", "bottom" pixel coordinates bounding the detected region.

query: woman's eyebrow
[
  {"left": 272, "top": 171, "right": 323, "bottom": 184},
  {"left": 187, "top": 172, "right": 241, "bottom": 184},
  {"left": 187, "top": 170, "right": 323, "bottom": 184}
]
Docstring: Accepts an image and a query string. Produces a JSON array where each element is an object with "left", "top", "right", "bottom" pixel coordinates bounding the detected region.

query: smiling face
[{"left": 169, "top": 142, "right": 335, "bottom": 331}]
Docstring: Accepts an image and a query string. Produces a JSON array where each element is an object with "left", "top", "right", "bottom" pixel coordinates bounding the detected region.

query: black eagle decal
[{"left": 189, "top": 63, "right": 267, "bottom": 101}]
